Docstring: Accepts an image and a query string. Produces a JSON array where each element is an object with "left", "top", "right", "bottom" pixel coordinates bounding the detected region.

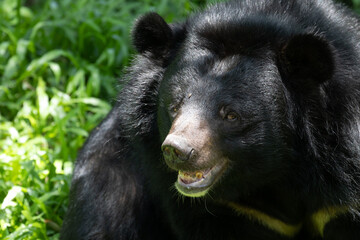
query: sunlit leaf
[
  {"left": 1, "top": 186, "right": 24, "bottom": 209},
  {"left": 15, "top": 39, "right": 29, "bottom": 62},
  {"left": 66, "top": 69, "right": 85, "bottom": 95},
  {"left": 3, "top": 56, "right": 19, "bottom": 81},
  {"left": 87, "top": 65, "right": 100, "bottom": 96},
  {"left": 20, "top": 50, "right": 77, "bottom": 80},
  {"left": 49, "top": 63, "right": 61, "bottom": 84},
  {"left": 36, "top": 77, "right": 49, "bottom": 121}
]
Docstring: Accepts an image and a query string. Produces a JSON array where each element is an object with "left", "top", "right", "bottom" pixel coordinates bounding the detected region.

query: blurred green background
[{"left": 0, "top": 0, "right": 359, "bottom": 239}]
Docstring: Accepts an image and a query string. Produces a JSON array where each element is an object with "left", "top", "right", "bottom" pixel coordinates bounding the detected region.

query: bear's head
[{"left": 132, "top": 12, "right": 335, "bottom": 199}]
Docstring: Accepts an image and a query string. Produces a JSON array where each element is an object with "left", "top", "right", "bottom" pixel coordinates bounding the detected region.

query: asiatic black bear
[{"left": 61, "top": 1, "right": 360, "bottom": 239}]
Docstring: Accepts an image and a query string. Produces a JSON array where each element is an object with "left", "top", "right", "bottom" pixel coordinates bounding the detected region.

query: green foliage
[
  {"left": 353, "top": 0, "right": 360, "bottom": 11},
  {"left": 0, "top": 0, "right": 206, "bottom": 239}
]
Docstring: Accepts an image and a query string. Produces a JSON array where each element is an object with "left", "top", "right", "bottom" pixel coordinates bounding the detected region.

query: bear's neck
[
  {"left": 221, "top": 187, "right": 352, "bottom": 238},
  {"left": 237, "top": 187, "right": 305, "bottom": 225}
]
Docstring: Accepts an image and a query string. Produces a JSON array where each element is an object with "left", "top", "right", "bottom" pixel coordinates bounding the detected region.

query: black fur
[{"left": 61, "top": 0, "right": 360, "bottom": 239}]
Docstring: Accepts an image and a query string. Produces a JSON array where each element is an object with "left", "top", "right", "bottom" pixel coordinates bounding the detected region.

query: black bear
[{"left": 60, "top": 0, "right": 360, "bottom": 239}]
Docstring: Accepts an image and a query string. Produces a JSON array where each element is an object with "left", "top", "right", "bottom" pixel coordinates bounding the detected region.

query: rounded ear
[
  {"left": 280, "top": 34, "right": 334, "bottom": 90},
  {"left": 132, "top": 12, "right": 173, "bottom": 58}
]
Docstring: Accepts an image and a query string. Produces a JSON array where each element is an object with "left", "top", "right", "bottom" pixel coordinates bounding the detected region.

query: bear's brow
[{"left": 194, "top": 16, "right": 293, "bottom": 57}]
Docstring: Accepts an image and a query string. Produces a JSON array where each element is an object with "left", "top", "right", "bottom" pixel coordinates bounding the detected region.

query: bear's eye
[
  {"left": 170, "top": 99, "right": 183, "bottom": 116},
  {"left": 220, "top": 107, "right": 239, "bottom": 122},
  {"left": 225, "top": 112, "right": 238, "bottom": 121},
  {"left": 169, "top": 105, "right": 181, "bottom": 119}
]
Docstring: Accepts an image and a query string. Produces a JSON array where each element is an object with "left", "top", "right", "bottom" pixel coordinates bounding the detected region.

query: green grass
[{"left": 0, "top": 0, "right": 210, "bottom": 239}]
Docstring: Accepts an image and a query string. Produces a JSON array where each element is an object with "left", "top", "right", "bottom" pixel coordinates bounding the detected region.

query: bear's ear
[
  {"left": 132, "top": 12, "right": 173, "bottom": 58},
  {"left": 279, "top": 34, "right": 334, "bottom": 91}
]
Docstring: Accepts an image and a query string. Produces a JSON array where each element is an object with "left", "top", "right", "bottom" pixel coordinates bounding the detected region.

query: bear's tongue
[{"left": 178, "top": 169, "right": 211, "bottom": 185}]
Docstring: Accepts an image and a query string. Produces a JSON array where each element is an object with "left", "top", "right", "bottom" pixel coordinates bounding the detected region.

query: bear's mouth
[{"left": 175, "top": 160, "right": 228, "bottom": 197}]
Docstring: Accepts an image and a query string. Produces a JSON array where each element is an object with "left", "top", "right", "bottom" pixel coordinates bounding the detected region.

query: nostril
[
  {"left": 163, "top": 146, "right": 172, "bottom": 156},
  {"left": 174, "top": 148, "right": 183, "bottom": 158},
  {"left": 162, "top": 144, "right": 190, "bottom": 162},
  {"left": 161, "top": 135, "right": 195, "bottom": 163},
  {"left": 162, "top": 145, "right": 185, "bottom": 158}
]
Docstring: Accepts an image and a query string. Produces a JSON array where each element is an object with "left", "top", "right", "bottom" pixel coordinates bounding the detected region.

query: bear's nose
[{"left": 162, "top": 136, "right": 194, "bottom": 164}]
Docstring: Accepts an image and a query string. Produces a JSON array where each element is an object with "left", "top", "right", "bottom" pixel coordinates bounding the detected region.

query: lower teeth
[{"left": 179, "top": 170, "right": 204, "bottom": 183}]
